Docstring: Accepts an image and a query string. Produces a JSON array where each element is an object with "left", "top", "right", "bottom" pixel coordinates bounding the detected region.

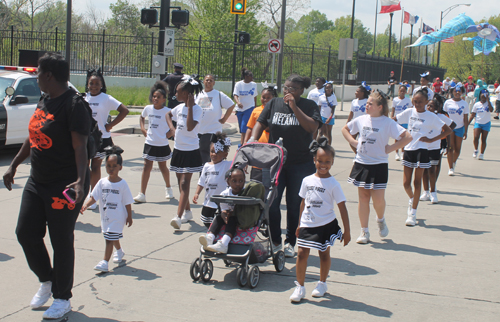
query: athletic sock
[
  {"left": 411, "top": 209, "right": 417, "bottom": 215},
  {"left": 376, "top": 217, "right": 385, "bottom": 223},
  {"left": 362, "top": 227, "right": 369, "bottom": 233},
  {"left": 221, "top": 234, "right": 231, "bottom": 246}
]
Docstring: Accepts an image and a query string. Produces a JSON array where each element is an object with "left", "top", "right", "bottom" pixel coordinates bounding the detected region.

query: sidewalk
[{"left": 0, "top": 105, "right": 499, "bottom": 321}]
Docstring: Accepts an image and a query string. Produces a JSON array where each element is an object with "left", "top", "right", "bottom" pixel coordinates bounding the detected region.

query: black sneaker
[{"left": 494, "top": 116, "right": 499, "bottom": 120}]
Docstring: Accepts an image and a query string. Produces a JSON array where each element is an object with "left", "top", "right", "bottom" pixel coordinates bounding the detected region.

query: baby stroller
[{"left": 189, "top": 142, "right": 286, "bottom": 288}]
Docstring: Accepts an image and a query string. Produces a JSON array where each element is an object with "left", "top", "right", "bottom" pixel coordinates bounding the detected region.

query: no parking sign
[{"left": 267, "top": 39, "right": 282, "bottom": 54}]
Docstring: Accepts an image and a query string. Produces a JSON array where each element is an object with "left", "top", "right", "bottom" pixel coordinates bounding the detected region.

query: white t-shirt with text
[
  {"left": 85, "top": 92, "right": 121, "bottom": 139},
  {"left": 298, "top": 174, "right": 346, "bottom": 228},
  {"left": 471, "top": 101, "right": 491, "bottom": 125},
  {"left": 443, "top": 99, "right": 469, "bottom": 128},
  {"left": 196, "top": 90, "right": 234, "bottom": 134},
  {"left": 233, "top": 81, "right": 257, "bottom": 112},
  {"left": 350, "top": 98, "right": 367, "bottom": 119},
  {"left": 396, "top": 108, "right": 445, "bottom": 151},
  {"left": 197, "top": 160, "right": 232, "bottom": 209},
  {"left": 141, "top": 105, "right": 171, "bottom": 147},
  {"left": 392, "top": 97, "right": 412, "bottom": 117},
  {"left": 220, "top": 187, "right": 238, "bottom": 211},
  {"left": 428, "top": 113, "right": 453, "bottom": 150},
  {"left": 171, "top": 103, "right": 203, "bottom": 151},
  {"left": 307, "top": 87, "right": 325, "bottom": 104},
  {"left": 318, "top": 93, "right": 338, "bottom": 119}
]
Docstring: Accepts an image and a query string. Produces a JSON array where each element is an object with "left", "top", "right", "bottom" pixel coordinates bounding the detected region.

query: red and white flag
[
  {"left": 403, "top": 11, "right": 419, "bottom": 25},
  {"left": 380, "top": 0, "right": 401, "bottom": 14},
  {"left": 442, "top": 37, "right": 455, "bottom": 43}
]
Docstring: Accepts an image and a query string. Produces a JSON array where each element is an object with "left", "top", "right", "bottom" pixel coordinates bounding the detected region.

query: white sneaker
[
  {"left": 113, "top": 249, "right": 125, "bottom": 263},
  {"left": 165, "top": 187, "right": 174, "bottom": 199},
  {"left": 408, "top": 198, "right": 413, "bottom": 206},
  {"left": 395, "top": 153, "right": 401, "bottom": 161},
  {"left": 377, "top": 219, "right": 389, "bottom": 238},
  {"left": 311, "top": 281, "right": 328, "bottom": 297},
  {"left": 472, "top": 150, "right": 478, "bottom": 158},
  {"left": 419, "top": 191, "right": 430, "bottom": 201},
  {"left": 284, "top": 243, "right": 295, "bottom": 258},
  {"left": 133, "top": 192, "right": 146, "bottom": 203},
  {"left": 42, "top": 299, "right": 71, "bottom": 320},
  {"left": 405, "top": 213, "right": 416, "bottom": 226},
  {"left": 356, "top": 230, "right": 370, "bottom": 244},
  {"left": 430, "top": 192, "right": 439, "bottom": 204},
  {"left": 87, "top": 202, "right": 97, "bottom": 210},
  {"left": 30, "top": 281, "right": 52, "bottom": 309},
  {"left": 273, "top": 243, "right": 282, "bottom": 253},
  {"left": 453, "top": 162, "right": 457, "bottom": 171},
  {"left": 199, "top": 234, "right": 214, "bottom": 250},
  {"left": 181, "top": 210, "right": 193, "bottom": 223},
  {"left": 448, "top": 168, "right": 454, "bottom": 176},
  {"left": 206, "top": 240, "right": 228, "bottom": 253},
  {"left": 170, "top": 216, "right": 182, "bottom": 229},
  {"left": 290, "top": 281, "right": 306, "bottom": 303},
  {"left": 478, "top": 154, "right": 484, "bottom": 160},
  {"left": 94, "top": 260, "right": 109, "bottom": 272}
]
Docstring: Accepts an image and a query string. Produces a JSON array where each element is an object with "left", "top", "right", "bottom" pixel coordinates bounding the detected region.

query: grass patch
[{"left": 76, "top": 86, "right": 151, "bottom": 106}]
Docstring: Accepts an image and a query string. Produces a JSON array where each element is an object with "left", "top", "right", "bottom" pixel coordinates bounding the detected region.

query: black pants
[
  {"left": 16, "top": 175, "right": 89, "bottom": 300},
  {"left": 209, "top": 214, "right": 237, "bottom": 237},
  {"left": 198, "top": 133, "right": 213, "bottom": 165}
]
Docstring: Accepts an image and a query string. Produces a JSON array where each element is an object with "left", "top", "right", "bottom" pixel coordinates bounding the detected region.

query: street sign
[
  {"left": 338, "top": 38, "right": 355, "bottom": 60},
  {"left": 164, "top": 28, "right": 175, "bottom": 56},
  {"left": 267, "top": 39, "right": 282, "bottom": 54},
  {"left": 151, "top": 55, "right": 165, "bottom": 75}
]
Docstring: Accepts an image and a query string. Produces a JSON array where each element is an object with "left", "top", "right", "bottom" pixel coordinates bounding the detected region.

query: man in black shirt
[
  {"left": 162, "top": 62, "right": 185, "bottom": 109},
  {"left": 387, "top": 71, "right": 397, "bottom": 99}
]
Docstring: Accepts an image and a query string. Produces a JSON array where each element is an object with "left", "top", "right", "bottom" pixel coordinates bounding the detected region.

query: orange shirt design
[
  {"left": 29, "top": 108, "right": 54, "bottom": 150},
  {"left": 246, "top": 105, "right": 269, "bottom": 143}
]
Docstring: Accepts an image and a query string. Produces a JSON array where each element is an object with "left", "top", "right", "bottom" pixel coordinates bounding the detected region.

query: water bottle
[{"left": 275, "top": 137, "right": 283, "bottom": 147}]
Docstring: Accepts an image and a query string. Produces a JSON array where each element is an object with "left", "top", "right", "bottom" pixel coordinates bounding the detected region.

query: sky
[{"left": 73, "top": 0, "right": 490, "bottom": 39}]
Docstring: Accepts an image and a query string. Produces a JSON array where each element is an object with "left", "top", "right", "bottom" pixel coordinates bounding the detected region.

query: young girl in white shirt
[
  {"left": 84, "top": 69, "right": 129, "bottom": 210},
  {"left": 443, "top": 85, "right": 469, "bottom": 175},
  {"left": 133, "top": 81, "right": 175, "bottom": 203},
  {"left": 192, "top": 132, "right": 232, "bottom": 227},
  {"left": 290, "top": 137, "right": 351, "bottom": 303},
  {"left": 469, "top": 89, "right": 493, "bottom": 160},
  {"left": 233, "top": 68, "right": 257, "bottom": 146},
  {"left": 395, "top": 88, "right": 452, "bottom": 226},
  {"left": 81, "top": 146, "right": 134, "bottom": 272},
  {"left": 317, "top": 82, "right": 337, "bottom": 144},
  {"left": 168, "top": 75, "right": 204, "bottom": 230},
  {"left": 391, "top": 85, "right": 412, "bottom": 161},
  {"left": 342, "top": 91, "right": 412, "bottom": 244}
]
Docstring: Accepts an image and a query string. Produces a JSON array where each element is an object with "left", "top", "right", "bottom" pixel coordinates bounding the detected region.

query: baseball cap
[
  {"left": 468, "top": 75, "right": 473, "bottom": 80},
  {"left": 436, "top": 77, "right": 440, "bottom": 81},
  {"left": 173, "top": 63, "right": 184, "bottom": 69}
]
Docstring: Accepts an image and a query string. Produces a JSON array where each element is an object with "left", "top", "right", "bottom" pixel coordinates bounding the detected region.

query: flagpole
[
  {"left": 399, "top": 8, "right": 404, "bottom": 59},
  {"left": 400, "top": 47, "right": 406, "bottom": 83},
  {"left": 373, "top": 0, "right": 378, "bottom": 54},
  {"left": 417, "top": 19, "right": 422, "bottom": 63},
  {"left": 388, "top": 12, "right": 394, "bottom": 58},
  {"left": 409, "top": 24, "right": 413, "bottom": 61}
]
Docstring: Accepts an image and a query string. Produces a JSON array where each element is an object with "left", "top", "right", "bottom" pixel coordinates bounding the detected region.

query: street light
[{"left": 437, "top": 3, "right": 471, "bottom": 67}]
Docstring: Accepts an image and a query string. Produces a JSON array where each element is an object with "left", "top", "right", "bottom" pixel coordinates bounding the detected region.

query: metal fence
[{"left": 1, "top": 27, "right": 444, "bottom": 84}]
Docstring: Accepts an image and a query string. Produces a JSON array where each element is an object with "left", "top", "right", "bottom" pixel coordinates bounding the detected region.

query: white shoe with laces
[
  {"left": 94, "top": 260, "right": 109, "bottom": 272},
  {"left": 419, "top": 191, "right": 430, "bottom": 201},
  {"left": 356, "top": 230, "right": 370, "bottom": 244},
  {"left": 165, "top": 187, "right": 174, "bottom": 199},
  {"left": 406, "top": 213, "right": 417, "bottom": 226},
  {"left": 377, "top": 219, "right": 389, "bottom": 238},
  {"left": 430, "top": 192, "right": 439, "bottom": 204},
  {"left": 113, "top": 249, "right": 125, "bottom": 263},
  {"left": 181, "top": 210, "right": 193, "bottom": 223},
  {"left": 395, "top": 153, "right": 401, "bottom": 161},
  {"left": 199, "top": 234, "right": 214, "bottom": 250},
  {"left": 30, "top": 281, "right": 52, "bottom": 309},
  {"left": 478, "top": 154, "right": 484, "bottom": 160},
  {"left": 133, "top": 192, "right": 146, "bottom": 203},
  {"left": 170, "top": 216, "right": 182, "bottom": 229},
  {"left": 448, "top": 168, "right": 454, "bottom": 176},
  {"left": 311, "top": 281, "right": 328, "bottom": 297},
  {"left": 290, "top": 281, "right": 306, "bottom": 303},
  {"left": 473, "top": 150, "right": 478, "bottom": 158},
  {"left": 284, "top": 243, "right": 296, "bottom": 258},
  {"left": 42, "top": 299, "right": 71, "bottom": 320},
  {"left": 206, "top": 240, "right": 228, "bottom": 253}
]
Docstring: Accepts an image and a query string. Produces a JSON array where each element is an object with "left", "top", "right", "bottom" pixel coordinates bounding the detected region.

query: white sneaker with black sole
[
  {"left": 30, "top": 281, "right": 52, "bottom": 309},
  {"left": 42, "top": 299, "right": 71, "bottom": 320}
]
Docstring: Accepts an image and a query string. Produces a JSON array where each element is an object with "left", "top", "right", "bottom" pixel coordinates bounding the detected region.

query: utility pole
[
  {"left": 388, "top": 12, "right": 394, "bottom": 58},
  {"left": 276, "top": 0, "right": 286, "bottom": 90},
  {"left": 231, "top": 15, "right": 239, "bottom": 91},
  {"left": 65, "top": 0, "right": 71, "bottom": 70}
]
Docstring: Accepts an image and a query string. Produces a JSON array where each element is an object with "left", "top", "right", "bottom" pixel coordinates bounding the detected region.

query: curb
[{"left": 113, "top": 122, "right": 238, "bottom": 136}]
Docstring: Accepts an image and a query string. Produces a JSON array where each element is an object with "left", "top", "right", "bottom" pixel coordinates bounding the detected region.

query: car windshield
[{"left": 0, "top": 77, "right": 15, "bottom": 101}]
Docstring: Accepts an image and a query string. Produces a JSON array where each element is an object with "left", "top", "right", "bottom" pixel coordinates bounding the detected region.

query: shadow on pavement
[
  {"left": 417, "top": 219, "right": 490, "bottom": 235},
  {"left": 301, "top": 294, "right": 393, "bottom": 317},
  {"left": 75, "top": 222, "right": 101, "bottom": 233},
  {"left": 64, "top": 311, "right": 140, "bottom": 321},
  {"left": 458, "top": 173, "right": 499, "bottom": 180},
  {"left": 437, "top": 201, "right": 487, "bottom": 209},
  {"left": 103, "top": 263, "right": 161, "bottom": 281},
  {"left": 298, "top": 255, "right": 378, "bottom": 276},
  {"left": 370, "top": 239, "right": 455, "bottom": 256},
  {"left": 0, "top": 252, "right": 14, "bottom": 261},
  {"left": 437, "top": 190, "right": 482, "bottom": 198}
]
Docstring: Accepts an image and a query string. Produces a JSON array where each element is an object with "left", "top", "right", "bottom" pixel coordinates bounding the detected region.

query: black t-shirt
[
  {"left": 388, "top": 77, "right": 397, "bottom": 85},
  {"left": 163, "top": 71, "right": 184, "bottom": 99},
  {"left": 29, "top": 88, "right": 91, "bottom": 184},
  {"left": 257, "top": 97, "right": 322, "bottom": 166}
]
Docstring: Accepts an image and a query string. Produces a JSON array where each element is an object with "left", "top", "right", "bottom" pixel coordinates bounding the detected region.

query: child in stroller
[{"left": 199, "top": 166, "right": 245, "bottom": 254}]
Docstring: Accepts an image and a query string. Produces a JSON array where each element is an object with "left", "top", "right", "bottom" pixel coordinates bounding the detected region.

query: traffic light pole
[
  {"left": 231, "top": 14, "right": 239, "bottom": 92},
  {"left": 158, "top": 0, "right": 170, "bottom": 77},
  {"left": 276, "top": 0, "right": 286, "bottom": 90}
]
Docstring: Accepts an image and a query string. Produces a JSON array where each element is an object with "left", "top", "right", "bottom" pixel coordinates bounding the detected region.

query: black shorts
[
  {"left": 94, "top": 137, "right": 114, "bottom": 159},
  {"left": 428, "top": 149, "right": 441, "bottom": 166},
  {"left": 402, "top": 149, "right": 431, "bottom": 168},
  {"left": 297, "top": 219, "right": 342, "bottom": 252},
  {"left": 495, "top": 100, "right": 500, "bottom": 113},
  {"left": 348, "top": 162, "right": 389, "bottom": 190},
  {"left": 169, "top": 148, "right": 203, "bottom": 173},
  {"left": 201, "top": 206, "right": 217, "bottom": 227},
  {"left": 142, "top": 144, "right": 172, "bottom": 162}
]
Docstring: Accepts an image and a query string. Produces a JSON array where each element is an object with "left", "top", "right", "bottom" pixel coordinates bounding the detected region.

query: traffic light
[
  {"left": 230, "top": 0, "right": 246, "bottom": 15},
  {"left": 141, "top": 9, "right": 158, "bottom": 25},
  {"left": 238, "top": 32, "right": 250, "bottom": 44}
]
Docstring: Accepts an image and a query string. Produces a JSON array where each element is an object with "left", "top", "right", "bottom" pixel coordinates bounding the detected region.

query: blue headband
[
  {"left": 480, "top": 89, "right": 488, "bottom": 95},
  {"left": 361, "top": 81, "right": 371, "bottom": 91},
  {"left": 454, "top": 85, "right": 462, "bottom": 91},
  {"left": 420, "top": 72, "right": 430, "bottom": 78}
]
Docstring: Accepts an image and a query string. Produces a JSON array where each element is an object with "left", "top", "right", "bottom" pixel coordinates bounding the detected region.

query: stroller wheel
[
  {"left": 200, "top": 259, "right": 214, "bottom": 282},
  {"left": 273, "top": 250, "right": 285, "bottom": 272},
  {"left": 223, "top": 259, "right": 232, "bottom": 267},
  {"left": 236, "top": 265, "right": 248, "bottom": 287},
  {"left": 247, "top": 265, "right": 260, "bottom": 289},
  {"left": 190, "top": 258, "right": 201, "bottom": 281}
]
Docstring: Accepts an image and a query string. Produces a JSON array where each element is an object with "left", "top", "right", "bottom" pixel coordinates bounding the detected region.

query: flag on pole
[
  {"left": 441, "top": 37, "right": 455, "bottom": 43},
  {"left": 380, "top": 0, "right": 401, "bottom": 14},
  {"left": 403, "top": 11, "right": 419, "bottom": 25},
  {"left": 422, "top": 23, "right": 434, "bottom": 34}
]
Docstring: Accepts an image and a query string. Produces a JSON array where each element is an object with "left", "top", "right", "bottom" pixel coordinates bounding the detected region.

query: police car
[{"left": 0, "top": 66, "right": 78, "bottom": 148}]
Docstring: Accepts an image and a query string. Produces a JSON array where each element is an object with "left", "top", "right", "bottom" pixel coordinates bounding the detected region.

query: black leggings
[
  {"left": 209, "top": 214, "right": 237, "bottom": 237},
  {"left": 198, "top": 133, "right": 213, "bottom": 165},
  {"left": 16, "top": 175, "right": 89, "bottom": 300}
]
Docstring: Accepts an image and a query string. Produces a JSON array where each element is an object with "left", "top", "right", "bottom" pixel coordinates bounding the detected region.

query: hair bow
[
  {"left": 420, "top": 72, "right": 430, "bottom": 78},
  {"left": 261, "top": 81, "right": 269, "bottom": 88},
  {"left": 376, "top": 89, "right": 389, "bottom": 100},
  {"left": 104, "top": 145, "right": 124, "bottom": 155},
  {"left": 454, "top": 83, "right": 462, "bottom": 91},
  {"left": 361, "top": 81, "right": 371, "bottom": 91},
  {"left": 309, "top": 137, "right": 328, "bottom": 153},
  {"left": 181, "top": 75, "right": 199, "bottom": 86},
  {"left": 480, "top": 89, "right": 489, "bottom": 95},
  {"left": 210, "top": 134, "right": 231, "bottom": 153}
]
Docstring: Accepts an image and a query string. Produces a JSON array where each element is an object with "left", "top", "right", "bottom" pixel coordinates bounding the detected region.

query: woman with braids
[
  {"left": 84, "top": 68, "right": 129, "bottom": 210},
  {"left": 168, "top": 75, "right": 204, "bottom": 230},
  {"left": 342, "top": 90, "right": 411, "bottom": 244},
  {"left": 395, "top": 87, "right": 452, "bottom": 227},
  {"left": 233, "top": 68, "right": 258, "bottom": 146},
  {"left": 3, "top": 53, "right": 91, "bottom": 319},
  {"left": 251, "top": 74, "right": 322, "bottom": 258},
  {"left": 133, "top": 81, "right": 175, "bottom": 203}
]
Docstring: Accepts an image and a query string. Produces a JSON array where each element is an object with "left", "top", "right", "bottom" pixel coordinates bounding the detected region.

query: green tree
[
  {"left": 106, "top": 0, "right": 149, "bottom": 37},
  {"left": 296, "top": 10, "right": 333, "bottom": 42},
  {"left": 332, "top": 16, "right": 373, "bottom": 54}
]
